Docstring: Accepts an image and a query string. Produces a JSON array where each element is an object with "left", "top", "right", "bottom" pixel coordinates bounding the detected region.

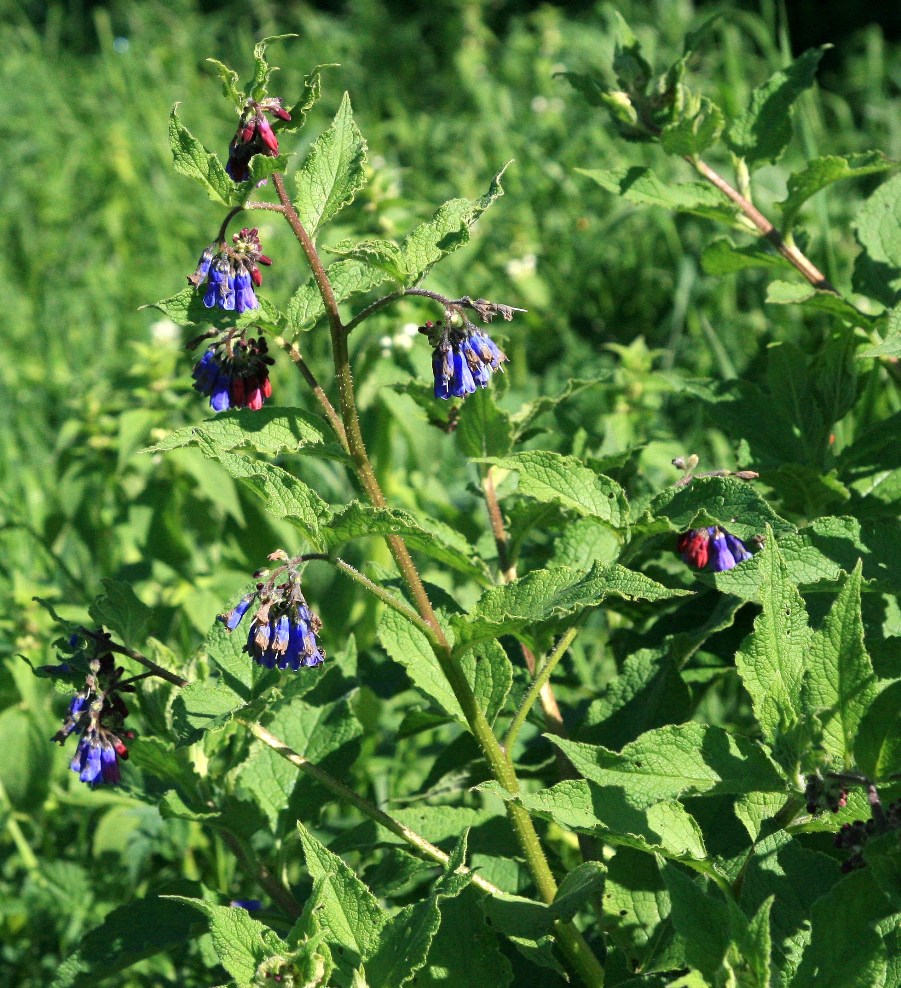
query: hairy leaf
[{"left": 168, "top": 105, "right": 237, "bottom": 206}]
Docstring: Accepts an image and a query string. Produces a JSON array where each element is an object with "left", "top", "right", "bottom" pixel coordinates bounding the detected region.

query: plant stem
[
  {"left": 687, "top": 155, "right": 836, "bottom": 292},
  {"left": 217, "top": 828, "right": 302, "bottom": 919},
  {"left": 273, "top": 334, "right": 348, "bottom": 448},
  {"left": 81, "top": 629, "right": 188, "bottom": 688}
]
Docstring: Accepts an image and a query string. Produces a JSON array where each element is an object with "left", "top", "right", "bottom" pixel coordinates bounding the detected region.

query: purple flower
[
  {"left": 707, "top": 526, "right": 753, "bottom": 572},
  {"left": 426, "top": 322, "right": 508, "bottom": 401},
  {"left": 191, "top": 337, "right": 274, "bottom": 414},
  {"left": 234, "top": 267, "right": 258, "bottom": 314}
]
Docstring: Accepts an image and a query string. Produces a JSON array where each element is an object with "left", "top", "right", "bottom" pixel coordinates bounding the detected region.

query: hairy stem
[
  {"left": 273, "top": 334, "right": 348, "bottom": 448},
  {"left": 687, "top": 156, "right": 836, "bottom": 292},
  {"left": 81, "top": 630, "right": 188, "bottom": 688}
]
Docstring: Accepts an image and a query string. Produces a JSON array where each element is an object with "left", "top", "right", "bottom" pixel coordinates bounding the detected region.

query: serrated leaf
[
  {"left": 661, "top": 862, "right": 729, "bottom": 977},
  {"left": 576, "top": 165, "right": 740, "bottom": 223},
  {"left": 734, "top": 534, "right": 811, "bottom": 751},
  {"left": 779, "top": 151, "right": 894, "bottom": 233},
  {"left": 145, "top": 284, "right": 282, "bottom": 330},
  {"left": 323, "top": 502, "right": 489, "bottom": 581},
  {"left": 294, "top": 93, "right": 367, "bottom": 238},
  {"left": 396, "top": 165, "right": 508, "bottom": 283},
  {"left": 766, "top": 280, "right": 873, "bottom": 326},
  {"left": 727, "top": 48, "right": 826, "bottom": 169},
  {"left": 853, "top": 173, "right": 901, "bottom": 306},
  {"left": 326, "top": 238, "right": 406, "bottom": 279},
  {"left": 854, "top": 680, "right": 901, "bottom": 782},
  {"left": 803, "top": 563, "right": 878, "bottom": 766},
  {"left": 456, "top": 387, "right": 514, "bottom": 459},
  {"left": 206, "top": 57, "right": 243, "bottom": 107},
  {"left": 286, "top": 258, "right": 391, "bottom": 334},
  {"left": 660, "top": 95, "right": 724, "bottom": 156},
  {"left": 168, "top": 105, "right": 237, "bottom": 206},
  {"left": 247, "top": 34, "right": 298, "bottom": 102},
  {"left": 87, "top": 578, "right": 152, "bottom": 647},
  {"left": 549, "top": 723, "right": 785, "bottom": 810},
  {"left": 858, "top": 303, "right": 901, "bottom": 358},
  {"left": 282, "top": 63, "right": 338, "bottom": 133},
  {"left": 296, "top": 821, "right": 386, "bottom": 966},
  {"left": 478, "top": 451, "right": 629, "bottom": 530},
  {"left": 452, "top": 562, "right": 689, "bottom": 648},
  {"left": 172, "top": 681, "right": 245, "bottom": 745},
  {"left": 145, "top": 406, "right": 340, "bottom": 458},
  {"left": 701, "top": 237, "right": 791, "bottom": 275}
]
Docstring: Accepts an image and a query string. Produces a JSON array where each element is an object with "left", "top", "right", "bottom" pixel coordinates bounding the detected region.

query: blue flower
[
  {"left": 234, "top": 267, "right": 258, "bottom": 314},
  {"left": 433, "top": 345, "right": 452, "bottom": 400},
  {"left": 203, "top": 258, "right": 235, "bottom": 310},
  {"left": 429, "top": 325, "right": 508, "bottom": 401},
  {"left": 707, "top": 526, "right": 753, "bottom": 572},
  {"left": 191, "top": 337, "right": 274, "bottom": 413}
]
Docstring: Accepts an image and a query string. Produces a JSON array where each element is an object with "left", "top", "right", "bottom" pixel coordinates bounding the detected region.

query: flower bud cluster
[
  {"left": 220, "top": 555, "right": 325, "bottom": 672},
  {"left": 226, "top": 98, "right": 291, "bottom": 182},
  {"left": 192, "top": 332, "right": 274, "bottom": 412},
  {"left": 51, "top": 632, "right": 134, "bottom": 786},
  {"left": 834, "top": 800, "right": 901, "bottom": 873},
  {"left": 804, "top": 772, "right": 849, "bottom": 814},
  {"left": 677, "top": 526, "right": 753, "bottom": 572},
  {"left": 420, "top": 318, "right": 508, "bottom": 400},
  {"left": 188, "top": 228, "right": 272, "bottom": 313}
]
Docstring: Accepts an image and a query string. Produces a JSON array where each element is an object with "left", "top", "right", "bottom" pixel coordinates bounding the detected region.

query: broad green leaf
[
  {"left": 326, "top": 237, "right": 406, "bottom": 279},
  {"left": 477, "top": 451, "right": 629, "bottom": 530},
  {"left": 377, "top": 609, "right": 511, "bottom": 725},
  {"left": 88, "top": 578, "right": 152, "bottom": 647},
  {"left": 549, "top": 723, "right": 784, "bottom": 810},
  {"left": 766, "top": 280, "right": 874, "bottom": 326},
  {"left": 396, "top": 165, "right": 509, "bottom": 283},
  {"left": 196, "top": 440, "right": 331, "bottom": 544},
  {"left": 146, "top": 406, "right": 340, "bottom": 458},
  {"left": 145, "top": 284, "right": 282, "bottom": 330},
  {"left": 661, "top": 862, "right": 729, "bottom": 978},
  {"left": 296, "top": 821, "right": 386, "bottom": 966},
  {"left": 726, "top": 48, "right": 826, "bottom": 169},
  {"left": 323, "top": 502, "right": 490, "bottom": 581},
  {"left": 452, "top": 562, "right": 689, "bottom": 648},
  {"left": 456, "top": 387, "right": 514, "bottom": 459},
  {"left": 576, "top": 166, "right": 740, "bottom": 224},
  {"left": 283, "top": 63, "right": 338, "bottom": 133},
  {"left": 286, "top": 258, "right": 391, "bottom": 334},
  {"left": 766, "top": 342, "right": 828, "bottom": 461},
  {"left": 853, "top": 173, "right": 901, "bottom": 306},
  {"left": 52, "top": 895, "right": 202, "bottom": 988},
  {"left": 293, "top": 92, "right": 367, "bottom": 238},
  {"left": 734, "top": 535, "right": 811, "bottom": 752},
  {"left": 510, "top": 378, "right": 603, "bottom": 440},
  {"left": 858, "top": 304, "right": 901, "bottom": 358},
  {"left": 854, "top": 680, "right": 901, "bottom": 781},
  {"left": 728, "top": 896, "right": 773, "bottom": 988},
  {"left": 803, "top": 563, "right": 878, "bottom": 766},
  {"left": 659, "top": 95, "right": 724, "bottom": 156},
  {"left": 0, "top": 709, "right": 51, "bottom": 810},
  {"left": 701, "top": 237, "right": 790, "bottom": 275},
  {"left": 172, "top": 681, "right": 245, "bottom": 746},
  {"left": 168, "top": 105, "right": 236, "bottom": 206},
  {"left": 165, "top": 897, "right": 285, "bottom": 983},
  {"left": 246, "top": 34, "right": 298, "bottom": 102},
  {"left": 206, "top": 57, "right": 242, "bottom": 107},
  {"left": 792, "top": 869, "right": 890, "bottom": 987},
  {"left": 780, "top": 151, "right": 894, "bottom": 233}
]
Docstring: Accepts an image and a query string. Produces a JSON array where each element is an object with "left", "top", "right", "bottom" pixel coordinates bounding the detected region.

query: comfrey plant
[{"left": 32, "top": 28, "right": 900, "bottom": 987}]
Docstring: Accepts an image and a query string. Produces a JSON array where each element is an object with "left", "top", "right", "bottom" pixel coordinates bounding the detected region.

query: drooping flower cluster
[
  {"left": 226, "top": 97, "right": 291, "bottom": 182},
  {"left": 192, "top": 333, "right": 274, "bottom": 412},
  {"left": 834, "top": 800, "right": 901, "bottom": 872},
  {"left": 51, "top": 632, "right": 134, "bottom": 786},
  {"left": 420, "top": 319, "right": 508, "bottom": 400},
  {"left": 677, "top": 526, "right": 753, "bottom": 572},
  {"left": 220, "top": 553, "right": 325, "bottom": 672},
  {"left": 188, "top": 227, "right": 272, "bottom": 313},
  {"left": 805, "top": 772, "right": 849, "bottom": 815}
]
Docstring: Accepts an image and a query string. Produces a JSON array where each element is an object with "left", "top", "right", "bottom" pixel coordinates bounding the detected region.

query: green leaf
[
  {"left": 145, "top": 284, "right": 282, "bottom": 330},
  {"left": 549, "top": 722, "right": 784, "bottom": 810},
  {"left": 859, "top": 304, "right": 901, "bottom": 358},
  {"left": 293, "top": 92, "right": 367, "bottom": 239},
  {"left": 726, "top": 48, "right": 826, "bottom": 169},
  {"left": 456, "top": 387, "right": 514, "bottom": 459},
  {"left": 88, "top": 578, "right": 152, "bottom": 647},
  {"left": 206, "top": 57, "right": 243, "bottom": 107},
  {"left": 701, "top": 237, "right": 791, "bottom": 275},
  {"left": 510, "top": 378, "right": 603, "bottom": 440},
  {"left": 166, "top": 897, "right": 285, "bottom": 984},
  {"left": 326, "top": 237, "right": 406, "bottom": 279},
  {"left": 853, "top": 172, "right": 901, "bottom": 306},
  {"left": 286, "top": 258, "right": 391, "bottom": 335},
  {"left": 452, "top": 562, "right": 689, "bottom": 648},
  {"left": 803, "top": 563, "right": 878, "bottom": 766},
  {"left": 854, "top": 680, "right": 901, "bottom": 782},
  {"left": 396, "top": 165, "right": 509, "bottom": 283},
  {"left": 283, "top": 63, "right": 338, "bottom": 133},
  {"left": 779, "top": 151, "right": 894, "bottom": 233},
  {"left": 168, "top": 105, "right": 236, "bottom": 206},
  {"left": 734, "top": 534, "right": 811, "bottom": 753},
  {"left": 576, "top": 166, "right": 740, "bottom": 224},
  {"left": 377, "top": 609, "right": 511, "bottom": 725},
  {"left": 145, "top": 406, "right": 342, "bottom": 459},
  {"left": 766, "top": 280, "right": 874, "bottom": 326},
  {"left": 247, "top": 34, "right": 298, "bottom": 102},
  {"left": 172, "top": 681, "right": 245, "bottom": 746},
  {"left": 793, "top": 869, "right": 891, "bottom": 987},
  {"left": 659, "top": 95, "right": 724, "bottom": 156},
  {"left": 0, "top": 709, "right": 51, "bottom": 810},
  {"left": 323, "top": 502, "right": 489, "bottom": 581},
  {"left": 296, "top": 821, "right": 386, "bottom": 967},
  {"left": 477, "top": 451, "right": 629, "bottom": 530},
  {"left": 52, "top": 895, "right": 202, "bottom": 988},
  {"left": 661, "top": 862, "right": 729, "bottom": 978}
]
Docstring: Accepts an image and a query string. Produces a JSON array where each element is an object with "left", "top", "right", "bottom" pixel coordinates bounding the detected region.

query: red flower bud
[{"left": 256, "top": 115, "right": 279, "bottom": 154}]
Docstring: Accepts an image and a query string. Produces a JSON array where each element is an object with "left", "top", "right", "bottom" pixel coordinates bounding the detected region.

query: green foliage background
[{"left": 1, "top": 1, "right": 899, "bottom": 984}]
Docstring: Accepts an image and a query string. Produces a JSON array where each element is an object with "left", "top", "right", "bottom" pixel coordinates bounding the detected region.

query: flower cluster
[
  {"left": 677, "top": 526, "right": 753, "bottom": 572},
  {"left": 804, "top": 772, "right": 849, "bottom": 814},
  {"left": 220, "top": 554, "right": 325, "bottom": 672},
  {"left": 188, "top": 227, "right": 272, "bottom": 313},
  {"left": 226, "top": 97, "right": 291, "bottom": 182},
  {"left": 192, "top": 333, "right": 274, "bottom": 412},
  {"left": 834, "top": 800, "right": 901, "bottom": 872},
  {"left": 51, "top": 632, "right": 134, "bottom": 786},
  {"left": 419, "top": 319, "right": 508, "bottom": 400}
]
